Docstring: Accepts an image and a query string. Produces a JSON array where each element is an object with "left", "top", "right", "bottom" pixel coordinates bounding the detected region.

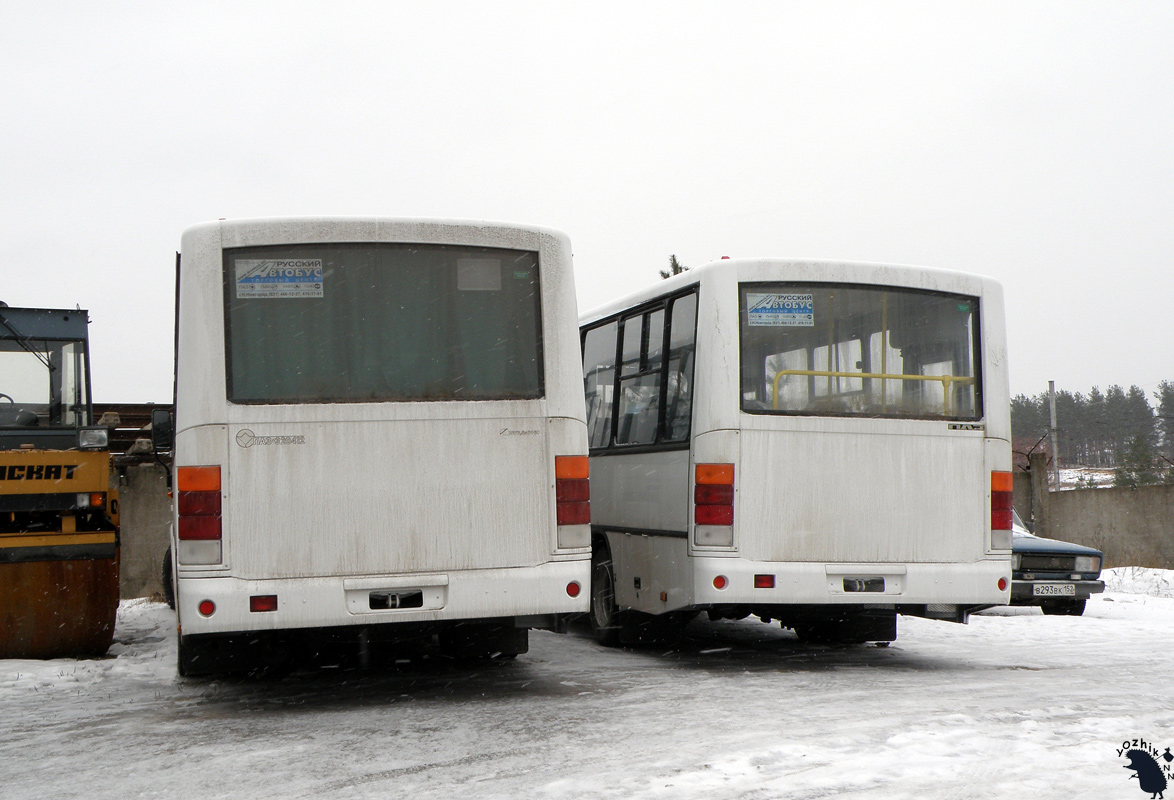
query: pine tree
[
  {"left": 1156, "top": 381, "right": 1174, "bottom": 462},
  {"left": 1086, "top": 386, "right": 1108, "bottom": 466},
  {"left": 1054, "top": 389, "right": 1082, "bottom": 465},
  {"left": 1011, "top": 394, "right": 1047, "bottom": 441},
  {"left": 659, "top": 255, "right": 688, "bottom": 280},
  {"left": 1104, "top": 385, "right": 1128, "bottom": 466},
  {"left": 1113, "top": 435, "right": 1163, "bottom": 489},
  {"left": 1012, "top": 380, "right": 1171, "bottom": 476}
]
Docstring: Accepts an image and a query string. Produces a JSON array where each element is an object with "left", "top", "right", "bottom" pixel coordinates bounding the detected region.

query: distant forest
[{"left": 1010, "top": 381, "right": 1174, "bottom": 486}]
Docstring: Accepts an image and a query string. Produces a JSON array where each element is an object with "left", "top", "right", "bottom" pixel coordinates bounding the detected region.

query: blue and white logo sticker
[
  {"left": 747, "top": 293, "right": 815, "bottom": 327},
  {"left": 235, "top": 259, "right": 324, "bottom": 299}
]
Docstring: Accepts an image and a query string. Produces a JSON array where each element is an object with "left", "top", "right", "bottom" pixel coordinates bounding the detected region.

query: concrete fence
[
  {"left": 117, "top": 464, "right": 171, "bottom": 599},
  {"left": 1016, "top": 452, "right": 1174, "bottom": 570}
]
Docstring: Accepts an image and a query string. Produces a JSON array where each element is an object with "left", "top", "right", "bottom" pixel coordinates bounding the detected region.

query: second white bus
[
  {"left": 580, "top": 258, "right": 1012, "bottom": 645},
  {"left": 164, "top": 218, "right": 590, "bottom": 674}
]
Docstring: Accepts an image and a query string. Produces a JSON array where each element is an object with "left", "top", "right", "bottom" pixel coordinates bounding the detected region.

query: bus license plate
[{"left": 1033, "top": 583, "right": 1075, "bottom": 597}]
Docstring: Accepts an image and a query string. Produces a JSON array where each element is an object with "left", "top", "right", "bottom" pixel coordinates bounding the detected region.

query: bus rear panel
[{"left": 171, "top": 219, "right": 590, "bottom": 674}]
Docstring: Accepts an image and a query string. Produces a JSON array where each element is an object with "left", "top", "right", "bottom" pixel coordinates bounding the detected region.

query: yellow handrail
[{"left": 771, "top": 369, "right": 975, "bottom": 414}]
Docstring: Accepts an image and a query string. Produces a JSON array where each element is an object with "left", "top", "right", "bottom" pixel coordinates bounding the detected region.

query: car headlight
[
  {"left": 78, "top": 427, "right": 109, "bottom": 450},
  {"left": 1074, "top": 556, "right": 1100, "bottom": 573}
]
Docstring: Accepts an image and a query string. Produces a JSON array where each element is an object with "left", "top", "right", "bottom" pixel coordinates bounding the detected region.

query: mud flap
[
  {"left": 438, "top": 621, "right": 528, "bottom": 659},
  {"left": 794, "top": 608, "right": 897, "bottom": 644}
]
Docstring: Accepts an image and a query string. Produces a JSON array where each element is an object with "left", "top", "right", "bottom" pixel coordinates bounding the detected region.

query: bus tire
[
  {"left": 590, "top": 545, "right": 622, "bottom": 647},
  {"left": 162, "top": 546, "right": 175, "bottom": 610}
]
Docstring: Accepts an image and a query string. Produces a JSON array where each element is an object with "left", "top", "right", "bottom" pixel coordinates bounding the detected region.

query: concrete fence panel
[{"left": 117, "top": 464, "right": 171, "bottom": 599}]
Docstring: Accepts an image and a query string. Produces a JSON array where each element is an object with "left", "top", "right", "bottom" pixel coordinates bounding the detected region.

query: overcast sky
[{"left": 2, "top": 1, "right": 1171, "bottom": 403}]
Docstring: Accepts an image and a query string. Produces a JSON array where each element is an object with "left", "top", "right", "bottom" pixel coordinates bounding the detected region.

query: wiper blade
[{"left": 0, "top": 311, "right": 54, "bottom": 371}]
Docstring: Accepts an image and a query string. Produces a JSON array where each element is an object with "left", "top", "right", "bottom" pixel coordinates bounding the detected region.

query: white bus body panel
[
  {"left": 173, "top": 218, "right": 589, "bottom": 637},
  {"left": 224, "top": 415, "right": 555, "bottom": 579},
  {"left": 589, "top": 449, "right": 689, "bottom": 534},
  {"left": 736, "top": 418, "right": 985, "bottom": 564}
]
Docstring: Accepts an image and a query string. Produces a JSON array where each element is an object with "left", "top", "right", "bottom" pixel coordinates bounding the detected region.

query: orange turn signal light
[
  {"left": 178, "top": 466, "right": 221, "bottom": 492},
  {"left": 555, "top": 455, "right": 589, "bottom": 480},
  {"left": 695, "top": 463, "right": 734, "bottom": 485}
]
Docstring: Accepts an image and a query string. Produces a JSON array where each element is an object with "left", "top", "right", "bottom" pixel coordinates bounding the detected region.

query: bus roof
[
  {"left": 579, "top": 257, "right": 1001, "bottom": 325},
  {"left": 183, "top": 216, "right": 570, "bottom": 249}
]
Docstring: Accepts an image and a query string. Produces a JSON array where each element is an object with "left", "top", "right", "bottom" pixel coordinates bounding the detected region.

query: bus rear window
[
  {"left": 224, "top": 243, "right": 543, "bottom": 403},
  {"left": 739, "top": 283, "right": 981, "bottom": 420}
]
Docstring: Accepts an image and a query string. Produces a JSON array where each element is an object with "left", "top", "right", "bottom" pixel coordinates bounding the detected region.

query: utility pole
[{"left": 1048, "top": 380, "right": 1060, "bottom": 490}]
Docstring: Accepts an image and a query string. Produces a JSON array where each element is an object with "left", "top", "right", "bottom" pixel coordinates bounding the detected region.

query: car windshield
[
  {"left": 1011, "top": 509, "right": 1031, "bottom": 534},
  {"left": 0, "top": 337, "right": 90, "bottom": 428}
]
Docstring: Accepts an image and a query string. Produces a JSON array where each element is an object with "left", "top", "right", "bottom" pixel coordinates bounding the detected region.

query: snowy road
[{"left": 2, "top": 569, "right": 1172, "bottom": 800}]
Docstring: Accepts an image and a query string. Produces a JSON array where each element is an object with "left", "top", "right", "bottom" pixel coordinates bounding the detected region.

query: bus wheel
[
  {"left": 161, "top": 546, "right": 175, "bottom": 610},
  {"left": 591, "top": 547, "right": 622, "bottom": 647}
]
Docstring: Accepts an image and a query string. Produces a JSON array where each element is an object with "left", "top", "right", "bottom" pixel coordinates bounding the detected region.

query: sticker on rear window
[
  {"left": 235, "top": 259, "right": 324, "bottom": 299},
  {"left": 457, "top": 258, "right": 502, "bottom": 291},
  {"left": 747, "top": 293, "right": 814, "bottom": 326}
]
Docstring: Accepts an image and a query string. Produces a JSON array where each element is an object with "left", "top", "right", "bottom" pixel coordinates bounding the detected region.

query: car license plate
[{"left": 1033, "top": 583, "right": 1076, "bottom": 597}]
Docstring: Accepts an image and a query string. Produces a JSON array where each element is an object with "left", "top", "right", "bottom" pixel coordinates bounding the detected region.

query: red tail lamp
[
  {"left": 555, "top": 456, "right": 590, "bottom": 526},
  {"left": 991, "top": 471, "right": 1013, "bottom": 531},
  {"left": 177, "top": 466, "right": 222, "bottom": 541},
  {"left": 250, "top": 595, "right": 278, "bottom": 613},
  {"left": 695, "top": 464, "right": 734, "bottom": 526},
  {"left": 566, "top": 582, "right": 581, "bottom": 598}
]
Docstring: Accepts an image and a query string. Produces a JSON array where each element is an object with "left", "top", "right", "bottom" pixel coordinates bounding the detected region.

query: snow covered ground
[
  {"left": 1058, "top": 467, "right": 1116, "bottom": 490},
  {"left": 2, "top": 570, "right": 1173, "bottom": 800}
]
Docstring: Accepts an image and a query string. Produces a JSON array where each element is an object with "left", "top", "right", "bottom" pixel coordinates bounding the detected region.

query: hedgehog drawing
[{"left": 1124, "top": 749, "right": 1167, "bottom": 799}]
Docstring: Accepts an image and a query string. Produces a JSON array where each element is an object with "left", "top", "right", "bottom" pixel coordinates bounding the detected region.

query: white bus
[
  {"left": 580, "top": 258, "right": 1012, "bottom": 645},
  {"left": 164, "top": 218, "right": 590, "bottom": 675}
]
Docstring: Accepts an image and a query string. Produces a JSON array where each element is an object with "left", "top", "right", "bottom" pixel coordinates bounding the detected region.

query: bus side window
[
  {"left": 615, "top": 314, "right": 661, "bottom": 445},
  {"left": 583, "top": 321, "right": 618, "bottom": 449},
  {"left": 663, "top": 293, "right": 697, "bottom": 441}
]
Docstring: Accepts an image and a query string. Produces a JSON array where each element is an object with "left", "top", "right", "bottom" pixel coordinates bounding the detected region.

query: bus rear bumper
[
  {"left": 176, "top": 559, "right": 590, "bottom": 637},
  {"left": 691, "top": 556, "right": 1011, "bottom": 608}
]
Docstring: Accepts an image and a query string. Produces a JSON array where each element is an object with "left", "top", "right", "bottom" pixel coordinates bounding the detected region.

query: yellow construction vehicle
[{"left": 0, "top": 304, "right": 120, "bottom": 658}]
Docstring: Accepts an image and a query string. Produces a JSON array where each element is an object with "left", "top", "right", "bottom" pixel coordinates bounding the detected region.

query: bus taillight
[
  {"left": 555, "top": 456, "right": 590, "bottom": 527},
  {"left": 695, "top": 463, "right": 734, "bottom": 527},
  {"left": 177, "top": 466, "right": 222, "bottom": 563},
  {"left": 991, "top": 471, "right": 1013, "bottom": 531},
  {"left": 250, "top": 595, "right": 278, "bottom": 613}
]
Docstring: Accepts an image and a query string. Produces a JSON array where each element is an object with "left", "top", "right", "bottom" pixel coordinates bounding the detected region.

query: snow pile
[{"left": 1104, "top": 566, "right": 1174, "bottom": 598}]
